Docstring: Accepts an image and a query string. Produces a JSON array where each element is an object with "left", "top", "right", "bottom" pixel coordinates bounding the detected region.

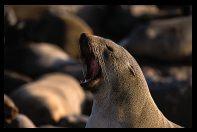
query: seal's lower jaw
[
  {"left": 80, "top": 56, "right": 103, "bottom": 90},
  {"left": 79, "top": 33, "right": 103, "bottom": 91}
]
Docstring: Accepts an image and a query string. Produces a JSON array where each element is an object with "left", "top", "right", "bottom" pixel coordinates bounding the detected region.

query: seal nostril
[
  {"left": 79, "top": 33, "right": 91, "bottom": 57},
  {"left": 106, "top": 45, "right": 114, "bottom": 52},
  {"left": 79, "top": 33, "right": 89, "bottom": 45}
]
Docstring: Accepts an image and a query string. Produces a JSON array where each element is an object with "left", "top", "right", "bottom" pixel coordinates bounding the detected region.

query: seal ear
[{"left": 128, "top": 64, "right": 136, "bottom": 76}]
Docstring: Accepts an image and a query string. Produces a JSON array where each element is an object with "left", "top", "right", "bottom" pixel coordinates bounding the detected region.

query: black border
[
  {"left": 2, "top": 4, "right": 4, "bottom": 128},
  {"left": 2, "top": 1, "right": 193, "bottom": 128},
  {"left": 4, "top": 0, "right": 192, "bottom": 5}
]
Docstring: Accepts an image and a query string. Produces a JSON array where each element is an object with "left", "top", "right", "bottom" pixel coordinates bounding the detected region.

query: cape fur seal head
[
  {"left": 79, "top": 33, "right": 182, "bottom": 128},
  {"left": 80, "top": 33, "right": 144, "bottom": 95}
]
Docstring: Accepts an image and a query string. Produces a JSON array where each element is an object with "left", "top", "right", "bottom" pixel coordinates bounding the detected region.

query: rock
[
  {"left": 10, "top": 73, "right": 86, "bottom": 126},
  {"left": 121, "top": 16, "right": 192, "bottom": 62}
]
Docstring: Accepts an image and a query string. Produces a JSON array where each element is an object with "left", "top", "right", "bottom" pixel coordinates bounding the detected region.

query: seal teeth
[{"left": 81, "top": 78, "right": 91, "bottom": 84}]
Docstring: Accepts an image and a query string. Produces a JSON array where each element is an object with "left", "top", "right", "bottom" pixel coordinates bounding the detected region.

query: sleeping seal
[
  {"left": 10, "top": 73, "right": 85, "bottom": 126},
  {"left": 4, "top": 95, "right": 36, "bottom": 128},
  {"left": 79, "top": 33, "right": 183, "bottom": 128}
]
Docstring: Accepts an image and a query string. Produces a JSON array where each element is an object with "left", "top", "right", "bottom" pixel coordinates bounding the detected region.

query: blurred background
[{"left": 4, "top": 5, "right": 192, "bottom": 128}]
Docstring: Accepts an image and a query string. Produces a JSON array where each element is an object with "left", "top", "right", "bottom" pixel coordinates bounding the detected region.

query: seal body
[
  {"left": 4, "top": 95, "right": 36, "bottom": 128},
  {"left": 121, "top": 16, "right": 192, "bottom": 61},
  {"left": 5, "top": 42, "right": 72, "bottom": 77},
  {"left": 10, "top": 73, "right": 85, "bottom": 126},
  {"left": 79, "top": 33, "right": 182, "bottom": 128},
  {"left": 8, "top": 114, "right": 36, "bottom": 128}
]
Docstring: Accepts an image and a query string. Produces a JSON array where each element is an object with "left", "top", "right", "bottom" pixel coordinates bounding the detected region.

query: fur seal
[
  {"left": 10, "top": 73, "right": 85, "bottom": 126},
  {"left": 4, "top": 94, "right": 19, "bottom": 124},
  {"left": 120, "top": 16, "right": 192, "bottom": 62},
  {"left": 79, "top": 33, "right": 183, "bottom": 128},
  {"left": 5, "top": 42, "right": 73, "bottom": 77},
  {"left": 49, "top": 9, "right": 93, "bottom": 59},
  {"left": 77, "top": 5, "right": 139, "bottom": 42},
  {"left": 7, "top": 114, "right": 36, "bottom": 128},
  {"left": 129, "top": 5, "right": 192, "bottom": 19},
  {"left": 57, "top": 115, "right": 88, "bottom": 128},
  {"left": 4, "top": 5, "right": 17, "bottom": 27},
  {"left": 4, "top": 95, "right": 36, "bottom": 128},
  {"left": 142, "top": 66, "right": 192, "bottom": 128},
  {"left": 10, "top": 5, "right": 48, "bottom": 21},
  {"left": 157, "top": 6, "right": 192, "bottom": 16},
  {"left": 10, "top": 5, "right": 85, "bottom": 21},
  {"left": 8, "top": 5, "right": 93, "bottom": 59}
]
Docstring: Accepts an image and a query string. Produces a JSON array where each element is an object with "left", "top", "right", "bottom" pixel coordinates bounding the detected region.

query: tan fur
[
  {"left": 80, "top": 33, "right": 183, "bottom": 128},
  {"left": 8, "top": 5, "right": 93, "bottom": 59},
  {"left": 11, "top": 114, "right": 36, "bottom": 128},
  {"left": 4, "top": 95, "right": 19, "bottom": 124},
  {"left": 10, "top": 5, "right": 48, "bottom": 20},
  {"left": 28, "top": 43, "right": 71, "bottom": 68},
  {"left": 10, "top": 73, "right": 85, "bottom": 125},
  {"left": 121, "top": 16, "right": 192, "bottom": 61},
  {"left": 50, "top": 10, "right": 93, "bottom": 59},
  {"left": 4, "top": 95, "right": 36, "bottom": 128}
]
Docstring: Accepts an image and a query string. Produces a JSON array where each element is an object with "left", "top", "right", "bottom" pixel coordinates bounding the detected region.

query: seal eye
[
  {"left": 103, "top": 50, "right": 110, "bottom": 60},
  {"left": 106, "top": 45, "right": 114, "bottom": 52},
  {"left": 128, "top": 64, "right": 136, "bottom": 76}
]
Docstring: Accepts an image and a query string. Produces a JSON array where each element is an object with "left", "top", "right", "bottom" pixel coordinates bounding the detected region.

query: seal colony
[{"left": 79, "top": 33, "right": 182, "bottom": 128}]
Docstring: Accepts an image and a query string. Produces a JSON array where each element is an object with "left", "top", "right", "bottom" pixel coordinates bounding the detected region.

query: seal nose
[
  {"left": 79, "top": 33, "right": 93, "bottom": 55},
  {"left": 79, "top": 33, "right": 90, "bottom": 45}
]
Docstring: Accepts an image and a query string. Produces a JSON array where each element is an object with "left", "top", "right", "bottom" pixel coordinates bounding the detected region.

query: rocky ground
[{"left": 4, "top": 5, "right": 192, "bottom": 128}]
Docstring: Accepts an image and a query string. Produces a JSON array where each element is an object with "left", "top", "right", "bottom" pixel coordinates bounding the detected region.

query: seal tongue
[
  {"left": 90, "top": 59, "right": 99, "bottom": 78},
  {"left": 84, "top": 58, "right": 99, "bottom": 81}
]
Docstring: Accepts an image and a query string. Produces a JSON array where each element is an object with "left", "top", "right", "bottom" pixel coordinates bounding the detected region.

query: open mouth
[{"left": 79, "top": 33, "right": 103, "bottom": 89}]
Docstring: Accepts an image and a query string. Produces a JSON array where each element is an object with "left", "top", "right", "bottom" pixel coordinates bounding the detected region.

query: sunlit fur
[{"left": 80, "top": 33, "right": 182, "bottom": 128}]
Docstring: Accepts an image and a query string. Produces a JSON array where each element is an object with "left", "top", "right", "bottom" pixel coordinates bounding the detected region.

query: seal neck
[{"left": 90, "top": 71, "right": 170, "bottom": 128}]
